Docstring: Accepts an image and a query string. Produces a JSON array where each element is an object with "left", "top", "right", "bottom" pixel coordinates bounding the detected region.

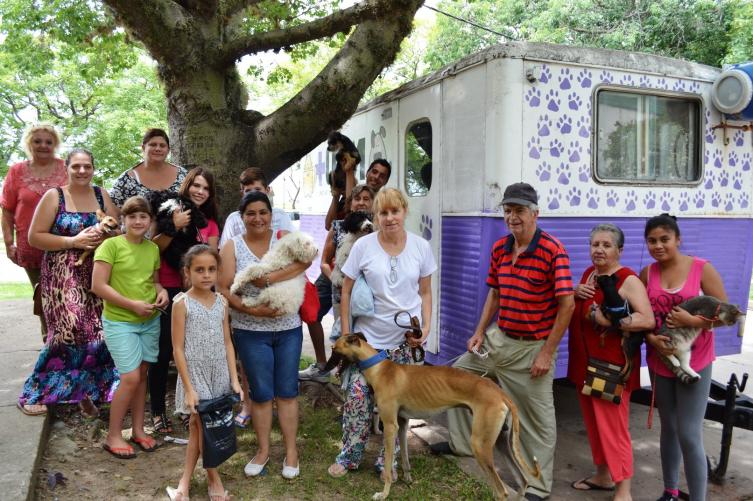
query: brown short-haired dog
[{"left": 332, "top": 333, "right": 541, "bottom": 500}]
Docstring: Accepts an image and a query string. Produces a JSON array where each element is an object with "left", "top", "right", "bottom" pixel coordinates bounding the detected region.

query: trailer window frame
[
  {"left": 404, "top": 118, "right": 433, "bottom": 197},
  {"left": 592, "top": 85, "right": 704, "bottom": 187}
]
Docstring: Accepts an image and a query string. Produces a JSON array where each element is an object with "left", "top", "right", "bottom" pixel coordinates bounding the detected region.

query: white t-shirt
[
  {"left": 341, "top": 231, "right": 437, "bottom": 349},
  {"left": 219, "top": 208, "right": 293, "bottom": 248}
]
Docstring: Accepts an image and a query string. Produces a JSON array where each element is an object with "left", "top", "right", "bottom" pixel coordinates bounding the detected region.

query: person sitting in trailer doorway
[{"left": 431, "top": 182, "right": 575, "bottom": 501}]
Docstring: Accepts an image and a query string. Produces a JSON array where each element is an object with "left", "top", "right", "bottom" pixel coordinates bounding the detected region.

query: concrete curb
[{"left": 0, "top": 299, "right": 50, "bottom": 501}]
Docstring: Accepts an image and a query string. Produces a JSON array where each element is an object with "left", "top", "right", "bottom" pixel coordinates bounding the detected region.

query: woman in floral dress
[{"left": 18, "top": 149, "right": 119, "bottom": 417}]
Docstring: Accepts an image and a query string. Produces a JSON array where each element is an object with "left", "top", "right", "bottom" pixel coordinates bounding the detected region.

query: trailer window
[
  {"left": 595, "top": 90, "right": 701, "bottom": 184},
  {"left": 405, "top": 120, "right": 432, "bottom": 196}
]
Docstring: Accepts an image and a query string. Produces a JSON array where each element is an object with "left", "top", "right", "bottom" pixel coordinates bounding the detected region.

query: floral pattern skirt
[
  {"left": 18, "top": 249, "right": 119, "bottom": 405},
  {"left": 334, "top": 342, "right": 415, "bottom": 471}
]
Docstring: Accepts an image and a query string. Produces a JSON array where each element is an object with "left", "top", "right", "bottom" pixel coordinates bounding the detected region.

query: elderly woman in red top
[
  {"left": 2, "top": 123, "right": 68, "bottom": 340},
  {"left": 568, "top": 223, "right": 654, "bottom": 501}
]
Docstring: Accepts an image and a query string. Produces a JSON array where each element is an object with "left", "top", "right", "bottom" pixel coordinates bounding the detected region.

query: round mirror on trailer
[{"left": 711, "top": 62, "right": 753, "bottom": 120}]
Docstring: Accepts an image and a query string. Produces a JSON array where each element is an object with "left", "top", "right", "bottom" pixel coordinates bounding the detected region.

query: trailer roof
[{"left": 358, "top": 41, "right": 721, "bottom": 112}]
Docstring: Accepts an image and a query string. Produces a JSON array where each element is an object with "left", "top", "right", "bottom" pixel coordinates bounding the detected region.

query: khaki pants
[{"left": 446, "top": 326, "right": 556, "bottom": 497}]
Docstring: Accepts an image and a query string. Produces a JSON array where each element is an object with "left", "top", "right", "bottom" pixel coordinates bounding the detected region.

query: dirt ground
[{"left": 33, "top": 378, "right": 439, "bottom": 501}]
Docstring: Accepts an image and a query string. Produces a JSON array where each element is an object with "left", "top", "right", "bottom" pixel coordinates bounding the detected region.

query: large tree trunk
[
  {"left": 163, "top": 65, "right": 259, "bottom": 214},
  {"left": 104, "top": 0, "right": 424, "bottom": 216}
]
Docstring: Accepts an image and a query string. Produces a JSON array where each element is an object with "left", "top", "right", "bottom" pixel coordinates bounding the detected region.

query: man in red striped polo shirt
[{"left": 433, "top": 183, "right": 575, "bottom": 501}]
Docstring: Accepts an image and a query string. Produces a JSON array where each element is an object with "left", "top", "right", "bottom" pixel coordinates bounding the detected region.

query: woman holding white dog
[
  {"left": 328, "top": 187, "right": 436, "bottom": 479},
  {"left": 18, "top": 149, "right": 119, "bottom": 418},
  {"left": 218, "top": 190, "right": 312, "bottom": 480}
]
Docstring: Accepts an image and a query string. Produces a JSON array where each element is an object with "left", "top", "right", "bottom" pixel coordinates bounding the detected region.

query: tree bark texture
[{"left": 102, "top": 0, "right": 424, "bottom": 215}]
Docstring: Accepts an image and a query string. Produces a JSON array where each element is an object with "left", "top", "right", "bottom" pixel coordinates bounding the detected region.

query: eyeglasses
[{"left": 389, "top": 256, "right": 398, "bottom": 284}]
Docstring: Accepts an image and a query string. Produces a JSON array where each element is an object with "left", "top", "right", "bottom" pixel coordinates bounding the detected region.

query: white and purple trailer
[{"left": 288, "top": 42, "right": 753, "bottom": 374}]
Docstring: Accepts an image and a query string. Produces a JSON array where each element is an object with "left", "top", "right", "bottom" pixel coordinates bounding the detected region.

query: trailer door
[{"left": 398, "top": 85, "right": 442, "bottom": 353}]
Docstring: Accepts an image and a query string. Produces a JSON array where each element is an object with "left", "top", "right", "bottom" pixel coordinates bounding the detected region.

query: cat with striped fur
[{"left": 657, "top": 295, "right": 743, "bottom": 384}]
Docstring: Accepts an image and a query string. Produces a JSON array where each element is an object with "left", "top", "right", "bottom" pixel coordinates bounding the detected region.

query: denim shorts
[
  {"left": 102, "top": 315, "right": 160, "bottom": 374},
  {"left": 315, "top": 273, "right": 333, "bottom": 321},
  {"left": 233, "top": 326, "right": 303, "bottom": 402}
]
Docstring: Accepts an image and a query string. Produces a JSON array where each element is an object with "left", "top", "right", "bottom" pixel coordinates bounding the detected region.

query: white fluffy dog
[{"left": 230, "top": 231, "right": 319, "bottom": 315}]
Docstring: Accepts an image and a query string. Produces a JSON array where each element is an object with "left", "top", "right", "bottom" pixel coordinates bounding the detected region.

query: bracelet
[{"left": 264, "top": 274, "right": 271, "bottom": 288}]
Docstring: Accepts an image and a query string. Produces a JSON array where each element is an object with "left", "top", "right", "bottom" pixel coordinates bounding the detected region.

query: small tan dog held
[
  {"left": 332, "top": 333, "right": 541, "bottom": 500},
  {"left": 74, "top": 210, "right": 119, "bottom": 266}
]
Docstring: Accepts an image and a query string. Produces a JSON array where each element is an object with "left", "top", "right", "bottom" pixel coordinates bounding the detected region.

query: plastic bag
[{"left": 197, "top": 393, "right": 240, "bottom": 468}]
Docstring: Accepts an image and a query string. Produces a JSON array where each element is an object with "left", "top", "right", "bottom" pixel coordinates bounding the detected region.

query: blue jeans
[{"left": 233, "top": 326, "right": 303, "bottom": 402}]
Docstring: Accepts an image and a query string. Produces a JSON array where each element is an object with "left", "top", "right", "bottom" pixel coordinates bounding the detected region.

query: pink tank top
[{"left": 646, "top": 257, "right": 715, "bottom": 377}]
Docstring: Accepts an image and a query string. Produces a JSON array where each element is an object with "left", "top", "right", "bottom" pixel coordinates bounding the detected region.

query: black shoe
[
  {"left": 524, "top": 493, "right": 547, "bottom": 501},
  {"left": 429, "top": 441, "right": 453, "bottom": 455},
  {"left": 656, "top": 493, "right": 679, "bottom": 501}
]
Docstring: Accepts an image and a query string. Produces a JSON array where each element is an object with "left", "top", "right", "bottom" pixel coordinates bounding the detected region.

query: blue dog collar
[{"left": 358, "top": 350, "right": 389, "bottom": 371}]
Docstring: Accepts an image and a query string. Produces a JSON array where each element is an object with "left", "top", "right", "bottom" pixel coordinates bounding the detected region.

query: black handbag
[{"left": 196, "top": 393, "right": 240, "bottom": 468}]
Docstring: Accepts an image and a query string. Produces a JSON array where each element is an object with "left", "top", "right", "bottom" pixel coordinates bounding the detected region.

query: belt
[{"left": 504, "top": 332, "right": 547, "bottom": 342}]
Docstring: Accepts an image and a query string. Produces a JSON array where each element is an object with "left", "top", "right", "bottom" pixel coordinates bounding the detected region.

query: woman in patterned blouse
[
  {"left": 1, "top": 123, "right": 68, "bottom": 341},
  {"left": 109, "top": 128, "right": 186, "bottom": 210}
]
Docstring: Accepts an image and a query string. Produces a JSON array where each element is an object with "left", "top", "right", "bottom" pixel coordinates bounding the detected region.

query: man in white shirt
[{"left": 219, "top": 167, "right": 293, "bottom": 248}]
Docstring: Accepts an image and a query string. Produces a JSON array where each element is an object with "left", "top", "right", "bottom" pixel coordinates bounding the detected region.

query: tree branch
[
  {"left": 223, "top": 0, "right": 263, "bottom": 20},
  {"left": 177, "top": 0, "right": 218, "bottom": 19},
  {"left": 220, "top": 0, "right": 392, "bottom": 64},
  {"left": 102, "top": 0, "right": 199, "bottom": 68},
  {"left": 251, "top": 0, "right": 425, "bottom": 179},
  {"left": 0, "top": 94, "right": 26, "bottom": 123}
]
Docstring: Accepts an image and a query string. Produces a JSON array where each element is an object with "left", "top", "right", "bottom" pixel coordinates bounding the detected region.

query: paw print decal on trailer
[{"left": 420, "top": 215, "right": 433, "bottom": 241}]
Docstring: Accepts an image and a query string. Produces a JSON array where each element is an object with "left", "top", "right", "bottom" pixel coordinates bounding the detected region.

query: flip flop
[
  {"left": 166, "top": 486, "right": 190, "bottom": 501},
  {"left": 102, "top": 443, "right": 137, "bottom": 459},
  {"left": 17, "top": 402, "right": 47, "bottom": 416},
  {"left": 130, "top": 436, "right": 160, "bottom": 452},
  {"left": 208, "top": 488, "right": 229, "bottom": 501},
  {"left": 571, "top": 478, "right": 616, "bottom": 491},
  {"left": 234, "top": 413, "right": 251, "bottom": 428},
  {"left": 327, "top": 463, "right": 348, "bottom": 478}
]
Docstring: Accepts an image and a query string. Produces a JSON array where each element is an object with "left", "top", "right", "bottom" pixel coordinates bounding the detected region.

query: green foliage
[
  {"left": 0, "top": 0, "right": 165, "bottom": 183},
  {"left": 425, "top": 0, "right": 753, "bottom": 71}
]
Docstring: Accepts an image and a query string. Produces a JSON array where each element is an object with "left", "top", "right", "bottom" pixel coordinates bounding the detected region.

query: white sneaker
[
  {"left": 298, "top": 363, "right": 332, "bottom": 383},
  {"left": 244, "top": 456, "right": 269, "bottom": 477},
  {"left": 281, "top": 457, "right": 300, "bottom": 479}
]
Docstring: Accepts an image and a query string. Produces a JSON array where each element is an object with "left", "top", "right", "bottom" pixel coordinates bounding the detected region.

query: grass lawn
[
  {"left": 0, "top": 282, "right": 32, "bottom": 300},
  {"left": 185, "top": 392, "right": 494, "bottom": 500}
]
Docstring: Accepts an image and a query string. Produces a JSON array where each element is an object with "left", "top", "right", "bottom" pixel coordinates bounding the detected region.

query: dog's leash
[{"left": 394, "top": 311, "right": 425, "bottom": 363}]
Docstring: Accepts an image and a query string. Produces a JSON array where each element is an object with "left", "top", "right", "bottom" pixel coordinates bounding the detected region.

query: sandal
[
  {"left": 152, "top": 413, "right": 173, "bottom": 434},
  {"left": 166, "top": 486, "right": 190, "bottom": 501},
  {"left": 130, "top": 436, "right": 160, "bottom": 452},
  {"left": 234, "top": 413, "right": 251, "bottom": 428},
  {"left": 102, "top": 443, "right": 136, "bottom": 459},
  {"left": 179, "top": 413, "right": 190, "bottom": 431},
  {"left": 571, "top": 477, "right": 616, "bottom": 491},
  {"left": 17, "top": 402, "right": 47, "bottom": 416},
  {"left": 208, "top": 488, "right": 229, "bottom": 501},
  {"left": 327, "top": 463, "right": 348, "bottom": 478}
]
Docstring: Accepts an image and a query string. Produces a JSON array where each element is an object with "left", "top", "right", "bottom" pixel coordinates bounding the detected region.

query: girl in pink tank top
[
  {"left": 641, "top": 214, "right": 728, "bottom": 501},
  {"left": 646, "top": 257, "right": 715, "bottom": 376}
]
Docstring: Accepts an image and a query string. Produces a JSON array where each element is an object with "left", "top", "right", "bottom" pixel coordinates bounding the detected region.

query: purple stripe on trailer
[{"left": 431, "top": 216, "right": 753, "bottom": 376}]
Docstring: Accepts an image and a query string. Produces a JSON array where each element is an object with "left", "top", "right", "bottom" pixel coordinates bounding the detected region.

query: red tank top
[{"left": 568, "top": 266, "right": 641, "bottom": 391}]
